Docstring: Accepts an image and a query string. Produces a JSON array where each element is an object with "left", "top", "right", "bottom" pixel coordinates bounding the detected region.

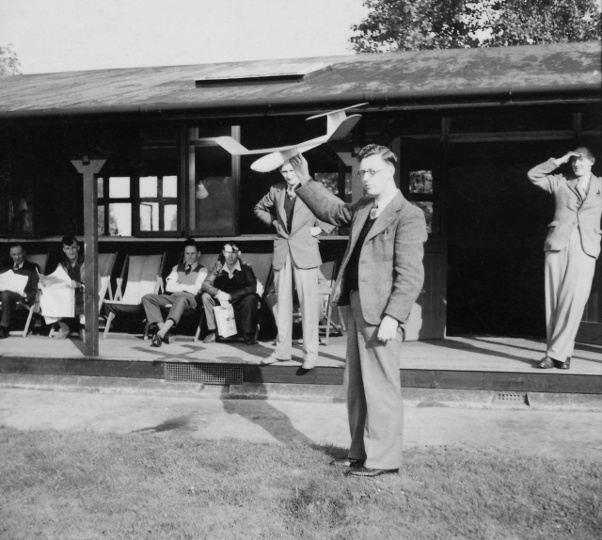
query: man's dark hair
[
  {"left": 218, "top": 242, "right": 240, "bottom": 264},
  {"left": 8, "top": 242, "right": 25, "bottom": 252},
  {"left": 183, "top": 238, "right": 198, "bottom": 251},
  {"left": 357, "top": 144, "right": 398, "bottom": 166},
  {"left": 61, "top": 236, "right": 78, "bottom": 247}
]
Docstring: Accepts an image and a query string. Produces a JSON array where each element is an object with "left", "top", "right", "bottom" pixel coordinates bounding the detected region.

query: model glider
[{"left": 199, "top": 103, "right": 367, "bottom": 172}]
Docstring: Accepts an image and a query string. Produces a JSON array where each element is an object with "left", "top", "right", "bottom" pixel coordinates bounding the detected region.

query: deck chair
[
  {"left": 103, "top": 253, "right": 165, "bottom": 338},
  {"left": 98, "top": 252, "right": 118, "bottom": 310},
  {"left": 317, "top": 260, "right": 345, "bottom": 345},
  {"left": 7, "top": 254, "right": 49, "bottom": 337}
]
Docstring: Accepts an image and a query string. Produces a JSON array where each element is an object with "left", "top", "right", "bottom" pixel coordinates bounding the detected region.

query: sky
[{"left": 1, "top": 0, "right": 369, "bottom": 74}]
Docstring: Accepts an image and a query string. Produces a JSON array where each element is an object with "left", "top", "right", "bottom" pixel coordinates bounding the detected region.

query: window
[
  {"left": 97, "top": 176, "right": 132, "bottom": 236},
  {"left": 139, "top": 175, "right": 178, "bottom": 232},
  {"left": 188, "top": 126, "right": 239, "bottom": 236},
  {"left": 408, "top": 170, "right": 437, "bottom": 234},
  {"left": 96, "top": 125, "right": 180, "bottom": 237}
]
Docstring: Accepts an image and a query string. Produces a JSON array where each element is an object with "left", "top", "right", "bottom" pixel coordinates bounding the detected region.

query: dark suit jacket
[
  {"left": 296, "top": 180, "right": 427, "bottom": 326},
  {"left": 0, "top": 260, "right": 40, "bottom": 305},
  {"left": 201, "top": 260, "right": 257, "bottom": 303},
  {"left": 254, "top": 182, "right": 332, "bottom": 270},
  {"left": 528, "top": 158, "right": 602, "bottom": 258}
]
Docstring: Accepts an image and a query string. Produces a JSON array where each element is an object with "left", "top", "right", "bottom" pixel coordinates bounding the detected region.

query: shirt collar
[
  {"left": 223, "top": 260, "right": 242, "bottom": 277},
  {"left": 13, "top": 261, "right": 23, "bottom": 271},
  {"left": 371, "top": 189, "right": 400, "bottom": 219}
]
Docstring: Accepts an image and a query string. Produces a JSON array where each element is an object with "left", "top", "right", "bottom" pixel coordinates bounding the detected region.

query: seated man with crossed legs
[{"left": 142, "top": 238, "right": 208, "bottom": 347}]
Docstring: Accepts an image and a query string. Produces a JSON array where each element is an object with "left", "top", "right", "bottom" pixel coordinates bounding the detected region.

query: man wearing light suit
[
  {"left": 291, "top": 145, "right": 427, "bottom": 477},
  {"left": 254, "top": 161, "right": 333, "bottom": 370},
  {"left": 528, "top": 147, "right": 601, "bottom": 370}
]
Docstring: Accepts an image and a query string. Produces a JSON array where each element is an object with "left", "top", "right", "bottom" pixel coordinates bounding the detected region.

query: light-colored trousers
[
  {"left": 273, "top": 252, "right": 320, "bottom": 362},
  {"left": 545, "top": 228, "right": 596, "bottom": 362},
  {"left": 346, "top": 291, "right": 404, "bottom": 470}
]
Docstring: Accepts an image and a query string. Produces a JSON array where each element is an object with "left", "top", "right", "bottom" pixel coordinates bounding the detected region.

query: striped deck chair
[
  {"left": 10, "top": 254, "right": 49, "bottom": 337},
  {"left": 103, "top": 253, "right": 165, "bottom": 339}
]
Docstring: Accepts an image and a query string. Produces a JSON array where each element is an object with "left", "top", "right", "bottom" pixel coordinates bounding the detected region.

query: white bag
[{"left": 213, "top": 303, "right": 237, "bottom": 338}]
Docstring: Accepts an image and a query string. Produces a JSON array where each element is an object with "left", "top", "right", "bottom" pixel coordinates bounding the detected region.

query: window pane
[
  {"left": 409, "top": 171, "right": 433, "bottom": 194},
  {"left": 315, "top": 172, "right": 339, "bottom": 195},
  {"left": 139, "top": 176, "right": 158, "bottom": 198},
  {"left": 163, "top": 204, "right": 178, "bottom": 231},
  {"left": 109, "top": 177, "right": 131, "bottom": 198},
  {"left": 98, "top": 206, "right": 105, "bottom": 235},
  {"left": 97, "top": 177, "right": 104, "bottom": 199},
  {"left": 139, "top": 202, "right": 159, "bottom": 232},
  {"left": 195, "top": 176, "right": 235, "bottom": 235},
  {"left": 108, "top": 203, "right": 132, "bottom": 236},
  {"left": 163, "top": 176, "right": 178, "bottom": 198},
  {"left": 413, "top": 201, "right": 434, "bottom": 234}
]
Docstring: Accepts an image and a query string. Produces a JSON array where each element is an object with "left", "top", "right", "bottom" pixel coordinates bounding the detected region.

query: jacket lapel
[
  {"left": 276, "top": 185, "right": 286, "bottom": 222},
  {"left": 365, "top": 193, "right": 403, "bottom": 243},
  {"left": 348, "top": 202, "right": 373, "bottom": 252}
]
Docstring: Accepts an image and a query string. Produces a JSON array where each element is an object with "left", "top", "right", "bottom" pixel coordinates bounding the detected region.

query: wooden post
[{"left": 71, "top": 157, "right": 106, "bottom": 357}]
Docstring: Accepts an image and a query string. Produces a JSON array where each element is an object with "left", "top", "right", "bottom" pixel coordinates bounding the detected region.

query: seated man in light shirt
[
  {"left": 201, "top": 242, "right": 259, "bottom": 345},
  {"left": 142, "top": 238, "right": 208, "bottom": 347}
]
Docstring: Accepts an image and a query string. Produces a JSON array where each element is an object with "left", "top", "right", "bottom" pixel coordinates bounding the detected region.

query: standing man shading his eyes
[
  {"left": 528, "top": 147, "right": 601, "bottom": 370},
  {"left": 289, "top": 144, "right": 427, "bottom": 478},
  {"left": 254, "top": 160, "right": 334, "bottom": 370}
]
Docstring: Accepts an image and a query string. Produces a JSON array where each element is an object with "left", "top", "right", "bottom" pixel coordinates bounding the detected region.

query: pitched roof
[{"left": 0, "top": 42, "right": 599, "bottom": 118}]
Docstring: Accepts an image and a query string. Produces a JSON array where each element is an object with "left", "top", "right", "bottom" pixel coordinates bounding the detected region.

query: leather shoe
[
  {"left": 345, "top": 467, "right": 399, "bottom": 478},
  {"left": 536, "top": 357, "right": 555, "bottom": 369},
  {"left": 151, "top": 333, "right": 162, "bottom": 348},
  {"left": 243, "top": 334, "right": 256, "bottom": 345},
  {"left": 163, "top": 331, "right": 175, "bottom": 345},
  {"left": 203, "top": 332, "right": 216, "bottom": 344},
  {"left": 0, "top": 326, "right": 9, "bottom": 339},
  {"left": 301, "top": 357, "right": 317, "bottom": 370},
  {"left": 147, "top": 323, "right": 159, "bottom": 339},
  {"left": 260, "top": 354, "right": 289, "bottom": 365},
  {"left": 555, "top": 357, "right": 570, "bottom": 370},
  {"left": 330, "top": 457, "right": 364, "bottom": 469}
]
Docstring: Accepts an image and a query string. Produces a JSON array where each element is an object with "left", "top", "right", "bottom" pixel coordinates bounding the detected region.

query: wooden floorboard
[{"left": 1, "top": 333, "right": 600, "bottom": 393}]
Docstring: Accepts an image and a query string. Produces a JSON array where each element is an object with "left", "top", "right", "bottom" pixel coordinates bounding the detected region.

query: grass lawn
[{"left": 1, "top": 427, "right": 600, "bottom": 540}]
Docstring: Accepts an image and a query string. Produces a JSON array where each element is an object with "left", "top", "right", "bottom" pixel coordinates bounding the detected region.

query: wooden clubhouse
[{"left": 0, "top": 41, "right": 600, "bottom": 394}]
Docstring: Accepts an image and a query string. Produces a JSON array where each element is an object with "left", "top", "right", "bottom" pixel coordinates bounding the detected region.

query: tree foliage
[
  {"left": 0, "top": 43, "right": 21, "bottom": 76},
  {"left": 350, "top": 0, "right": 602, "bottom": 53}
]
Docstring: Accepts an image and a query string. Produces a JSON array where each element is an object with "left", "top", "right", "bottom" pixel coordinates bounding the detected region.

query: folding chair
[
  {"left": 9, "top": 254, "right": 49, "bottom": 337},
  {"left": 98, "top": 252, "right": 118, "bottom": 311},
  {"left": 102, "top": 253, "right": 166, "bottom": 338},
  {"left": 317, "top": 260, "right": 345, "bottom": 345}
]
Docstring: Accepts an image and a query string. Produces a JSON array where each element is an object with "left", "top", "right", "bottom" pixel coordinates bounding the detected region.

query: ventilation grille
[
  {"left": 494, "top": 392, "right": 528, "bottom": 405},
  {"left": 164, "top": 363, "right": 243, "bottom": 385}
]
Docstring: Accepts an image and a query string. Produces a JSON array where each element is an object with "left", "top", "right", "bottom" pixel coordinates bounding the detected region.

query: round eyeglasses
[{"left": 356, "top": 168, "right": 387, "bottom": 179}]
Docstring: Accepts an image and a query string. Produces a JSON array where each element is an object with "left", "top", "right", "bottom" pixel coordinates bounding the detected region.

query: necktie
[
  {"left": 577, "top": 180, "right": 587, "bottom": 200},
  {"left": 369, "top": 202, "right": 379, "bottom": 220},
  {"left": 287, "top": 187, "right": 297, "bottom": 199},
  {"left": 185, "top": 265, "right": 191, "bottom": 275}
]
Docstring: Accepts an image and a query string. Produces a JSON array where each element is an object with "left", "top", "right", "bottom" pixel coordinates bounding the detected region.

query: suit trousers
[
  {"left": 201, "top": 292, "right": 258, "bottom": 337},
  {"left": 545, "top": 227, "right": 596, "bottom": 362},
  {"left": 142, "top": 293, "right": 196, "bottom": 327},
  {"left": 346, "top": 291, "right": 404, "bottom": 470},
  {"left": 1, "top": 290, "right": 26, "bottom": 329},
  {"left": 273, "top": 252, "right": 320, "bottom": 362}
]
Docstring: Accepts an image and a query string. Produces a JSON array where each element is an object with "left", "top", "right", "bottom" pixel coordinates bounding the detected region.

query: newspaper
[
  {"left": 39, "top": 265, "right": 75, "bottom": 323},
  {"left": 0, "top": 270, "right": 29, "bottom": 297}
]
